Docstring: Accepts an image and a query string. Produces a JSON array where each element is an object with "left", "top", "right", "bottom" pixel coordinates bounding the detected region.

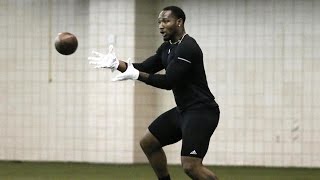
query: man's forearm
[{"left": 138, "top": 72, "right": 149, "bottom": 82}]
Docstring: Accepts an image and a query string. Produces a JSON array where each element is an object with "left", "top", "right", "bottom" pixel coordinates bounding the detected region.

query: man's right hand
[{"left": 88, "top": 45, "right": 119, "bottom": 71}]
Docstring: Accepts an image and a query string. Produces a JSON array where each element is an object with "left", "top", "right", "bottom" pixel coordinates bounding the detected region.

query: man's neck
[{"left": 170, "top": 31, "right": 187, "bottom": 44}]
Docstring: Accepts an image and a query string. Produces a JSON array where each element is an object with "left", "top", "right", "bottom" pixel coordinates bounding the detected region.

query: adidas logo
[{"left": 190, "top": 150, "right": 197, "bottom": 155}]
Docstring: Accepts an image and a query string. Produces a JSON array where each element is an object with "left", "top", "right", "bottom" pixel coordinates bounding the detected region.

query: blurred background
[{"left": 0, "top": 0, "right": 319, "bottom": 175}]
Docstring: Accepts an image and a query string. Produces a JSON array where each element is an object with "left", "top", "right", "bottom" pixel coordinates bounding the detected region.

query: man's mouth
[{"left": 160, "top": 31, "right": 166, "bottom": 37}]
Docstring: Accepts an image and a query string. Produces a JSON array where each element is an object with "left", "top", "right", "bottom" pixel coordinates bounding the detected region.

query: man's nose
[{"left": 159, "top": 22, "right": 164, "bottom": 29}]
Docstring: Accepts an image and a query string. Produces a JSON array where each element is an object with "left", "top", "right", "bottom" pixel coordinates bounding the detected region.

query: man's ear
[{"left": 177, "top": 18, "right": 183, "bottom": 27}]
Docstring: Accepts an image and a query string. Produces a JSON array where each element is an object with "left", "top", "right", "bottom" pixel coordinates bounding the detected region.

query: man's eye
[{"left": 158, "top": 19, "right": 169, "bottom": 24}]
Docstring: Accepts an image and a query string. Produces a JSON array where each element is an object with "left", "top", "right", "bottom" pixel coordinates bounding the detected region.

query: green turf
[{"left": 0, "top": 161, "right": 319, "bottom": 180}]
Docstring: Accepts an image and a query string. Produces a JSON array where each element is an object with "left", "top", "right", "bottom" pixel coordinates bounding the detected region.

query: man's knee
[
  {"left": 181, "top": 157, "right": 201, "bottom": 177},
  {"left": 182, "top": 161, "right": 197, "bottom": 176},
  {"left": 140, "top": 130, "right": 162, "bottom": 154},
  {"left": 182, "top": 156, "right": 218, "bottom": 180}
]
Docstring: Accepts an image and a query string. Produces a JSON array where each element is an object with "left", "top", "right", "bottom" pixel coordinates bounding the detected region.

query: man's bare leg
[
  {"left": 181, "top": 156, "right": 218, "bottom": 180},
  {"left": 140, "top": 130, "right": 170, "bottom": 179}
]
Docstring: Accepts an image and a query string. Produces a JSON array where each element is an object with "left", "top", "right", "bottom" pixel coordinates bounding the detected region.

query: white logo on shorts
[{"left": 190, "top": 150, "right": 197, "bottom": 155}]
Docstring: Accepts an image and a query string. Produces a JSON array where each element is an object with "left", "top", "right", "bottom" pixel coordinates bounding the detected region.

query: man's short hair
[{"left": 163, "top": 6, "right": 186, "bottom": 24}]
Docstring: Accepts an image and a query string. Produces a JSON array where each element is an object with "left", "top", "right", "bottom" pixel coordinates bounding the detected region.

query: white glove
[
  {"left": 112, "top": 58, "right": 139, "bottom": 81},
  {"left": 88, "top": 45, "right": 119, "bottom": 71}
]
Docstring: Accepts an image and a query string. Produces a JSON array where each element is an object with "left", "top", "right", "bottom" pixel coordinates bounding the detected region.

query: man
[{"left": 89, "top": 6, "right": 220, "bottom": 180}]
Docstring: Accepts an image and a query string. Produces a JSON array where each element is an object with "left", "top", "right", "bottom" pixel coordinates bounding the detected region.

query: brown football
[{"left": 54, "top": 32, "right": 78, "bottom": 55}]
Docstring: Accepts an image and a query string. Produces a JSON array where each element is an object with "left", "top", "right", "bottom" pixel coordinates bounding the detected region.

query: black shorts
[{"left": 148, "top": 106, "right": 220, "bottom": 158}]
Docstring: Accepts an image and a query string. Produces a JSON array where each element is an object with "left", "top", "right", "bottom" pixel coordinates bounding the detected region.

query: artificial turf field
[{"left": 0, "top": 161, "right": 319, "bottom": 180}]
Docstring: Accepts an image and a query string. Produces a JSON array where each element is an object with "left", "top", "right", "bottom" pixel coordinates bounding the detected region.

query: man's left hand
[{"left": 112, "top": 58, "right": 139, "bottom": 81}]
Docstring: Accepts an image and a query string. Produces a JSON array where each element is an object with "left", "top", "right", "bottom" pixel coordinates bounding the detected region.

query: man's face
[{"left": 158, "top": 10, "right": 179, "bottom": 41}]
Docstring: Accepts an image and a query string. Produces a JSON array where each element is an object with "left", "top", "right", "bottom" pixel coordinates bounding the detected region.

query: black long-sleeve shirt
[{"left": 133, "top": 34, "right": 218, "bottom": 111}]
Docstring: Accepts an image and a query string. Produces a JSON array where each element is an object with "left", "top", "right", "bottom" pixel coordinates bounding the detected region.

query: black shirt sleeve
[
  {"left": 133, "top": 44, "right": 165, "bottom": 74},
  {"left": 144, "top": 40, "right": 195, "bottom": 90}
]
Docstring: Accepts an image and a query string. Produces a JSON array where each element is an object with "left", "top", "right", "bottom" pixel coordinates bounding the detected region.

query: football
[{"left": 54, "top": 32, "right": 78, "bottom": 55}]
